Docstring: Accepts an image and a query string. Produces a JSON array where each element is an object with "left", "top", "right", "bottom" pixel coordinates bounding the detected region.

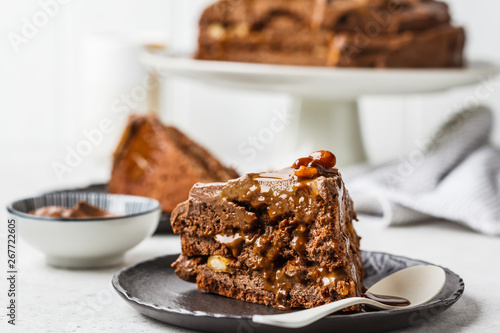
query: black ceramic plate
[
  {"left": 112, "top": 252, "right": 464, "bottom": 333},
  {"left": 47, "top": 183, "right": 172, "bottom": 234}
]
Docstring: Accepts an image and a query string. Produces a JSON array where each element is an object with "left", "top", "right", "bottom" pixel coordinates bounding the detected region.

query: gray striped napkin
[{"left": 349, "top": 106, "right": 500, "bottom": 236}]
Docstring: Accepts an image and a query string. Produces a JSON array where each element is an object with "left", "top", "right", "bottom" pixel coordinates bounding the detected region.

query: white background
[
  {"left": 1, "top": 2, "right": 500, "bottom": 333},
  {"left": 0, "top": 0, "right": 499, "bottom": 184}
]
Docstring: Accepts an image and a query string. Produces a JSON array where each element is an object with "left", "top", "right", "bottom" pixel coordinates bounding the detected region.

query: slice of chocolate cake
[
  {"left": 171, "top": 151, "right": 364, "bottom": 310},
  {"left": 195, "top": 0, "right": 465, "bottom": 68},
  {"left": 108, "top": 115, "right": 239, "bottom": 213}
]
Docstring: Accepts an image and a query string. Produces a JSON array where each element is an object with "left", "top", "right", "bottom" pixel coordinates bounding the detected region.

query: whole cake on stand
[
  {"left": 142, "top": 0, "right": 500, "bottom": 167},
  {"left": 196, "top": 0, "right": 465, "bottom": 68}
]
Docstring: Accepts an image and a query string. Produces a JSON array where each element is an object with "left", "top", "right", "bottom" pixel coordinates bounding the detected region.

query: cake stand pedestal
[
  {"left": 293, "top": 98, "right": 365, "bottom": 165},
  {"left": 142, "top": 51, "right": 500, "bottom": 167}
]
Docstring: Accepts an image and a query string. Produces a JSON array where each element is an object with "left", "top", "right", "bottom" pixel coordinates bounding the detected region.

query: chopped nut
[
  {"left": 207, "top": 24, "right": 226, "bottom": 40},
  {"left": 207, "top": 255, "right": 231, "bottom": 272},
  {"left": 233, "top": 23, "right": 249, "bottom": 38},
  {"left": 338, "top": 284, "right": 350, "bottom": 296},
  {"left": 294, "top": 165, "right": 319, "bottom": 179}
]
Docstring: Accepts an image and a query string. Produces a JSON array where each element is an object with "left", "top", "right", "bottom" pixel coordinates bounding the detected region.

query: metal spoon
[{"left": 252, "top": 265, "right": 446, "bottom": 328}]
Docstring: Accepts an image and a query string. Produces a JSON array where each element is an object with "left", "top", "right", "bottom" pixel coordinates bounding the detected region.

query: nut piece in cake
[{"left": 207, "top": 255, "right": 232, "bottom": 272}]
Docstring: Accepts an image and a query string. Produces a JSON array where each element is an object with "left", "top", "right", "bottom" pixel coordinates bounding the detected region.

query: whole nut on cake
[
  {"left": 292, "top": 150, "right": 338, "bottom": 179},
  {"left": 207, "top": 255, "right": 231, "bottom": 272}
]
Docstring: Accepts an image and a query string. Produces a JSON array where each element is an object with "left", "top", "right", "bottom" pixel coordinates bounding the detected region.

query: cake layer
[
  {"left": 200, "top": 0, "right": 451, "bottom": 34},
  {"left": 197, "top": 22, "right": 465, "bottom": 67},
  {"left": 178, "top": 227, "right": 354, "bottom": 274},
  {"left": 174, "top": 254, "right": 360, "bottom": 310},
  {"left": 172, "top": 155, "right": 363, "bottom": 310}
]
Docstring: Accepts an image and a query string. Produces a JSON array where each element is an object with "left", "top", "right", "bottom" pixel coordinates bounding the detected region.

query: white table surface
[{"left": 1, "top": 147, "right": 499, "bottom": 333}]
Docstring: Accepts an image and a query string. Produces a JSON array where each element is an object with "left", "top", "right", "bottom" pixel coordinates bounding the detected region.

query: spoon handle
[{"left": 253, "top": 297, "right": 370, "bottom": 328}]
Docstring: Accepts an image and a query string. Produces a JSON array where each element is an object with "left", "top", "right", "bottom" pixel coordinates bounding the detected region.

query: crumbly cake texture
[
  {"left": 195, "top": 0, "right": 465, "bottom": 68},
  {"left": 108, "top": 115, "right": 239, "bottom": 214},
  {"left": 171, "top": 152, "right": 364, "bottom": 310}
]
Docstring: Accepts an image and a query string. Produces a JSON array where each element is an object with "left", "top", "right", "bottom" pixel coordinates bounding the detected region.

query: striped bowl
[{"left": 7, "top": 192, "right": 161, "bottom": 268}]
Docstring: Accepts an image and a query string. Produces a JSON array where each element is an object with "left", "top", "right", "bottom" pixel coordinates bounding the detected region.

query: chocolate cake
[
  {"left": 108, "top": 115, "right": 239, "bottom": 214},
  {"left": 171, "top": 151, "right": 364, "bottom": 310},
  {"left": 195, "top": 0, "right": 465, "bottom": 68}
]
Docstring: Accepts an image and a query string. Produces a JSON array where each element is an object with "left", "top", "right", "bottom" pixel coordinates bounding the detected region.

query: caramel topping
[
  {"left": 292, "top": 150, "right": 338, "bottom": 179},
  {"left": 211, "top": 151, "right": 358, "bottom": 309},
  {"left": 255, "top": 167, "right": 295, "bottom": 181},
  {"left": 214, "top": 232, "right": 257, "bottom": 257}
]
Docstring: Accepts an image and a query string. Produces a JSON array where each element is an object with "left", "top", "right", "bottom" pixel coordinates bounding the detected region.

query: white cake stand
[{"left": 142, "top": 51, "right": 500, "bottom": 166}]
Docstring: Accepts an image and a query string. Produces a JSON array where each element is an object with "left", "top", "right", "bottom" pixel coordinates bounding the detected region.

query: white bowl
[{"left": 7, "top": 192, "right": 161, "bottom": 269}]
